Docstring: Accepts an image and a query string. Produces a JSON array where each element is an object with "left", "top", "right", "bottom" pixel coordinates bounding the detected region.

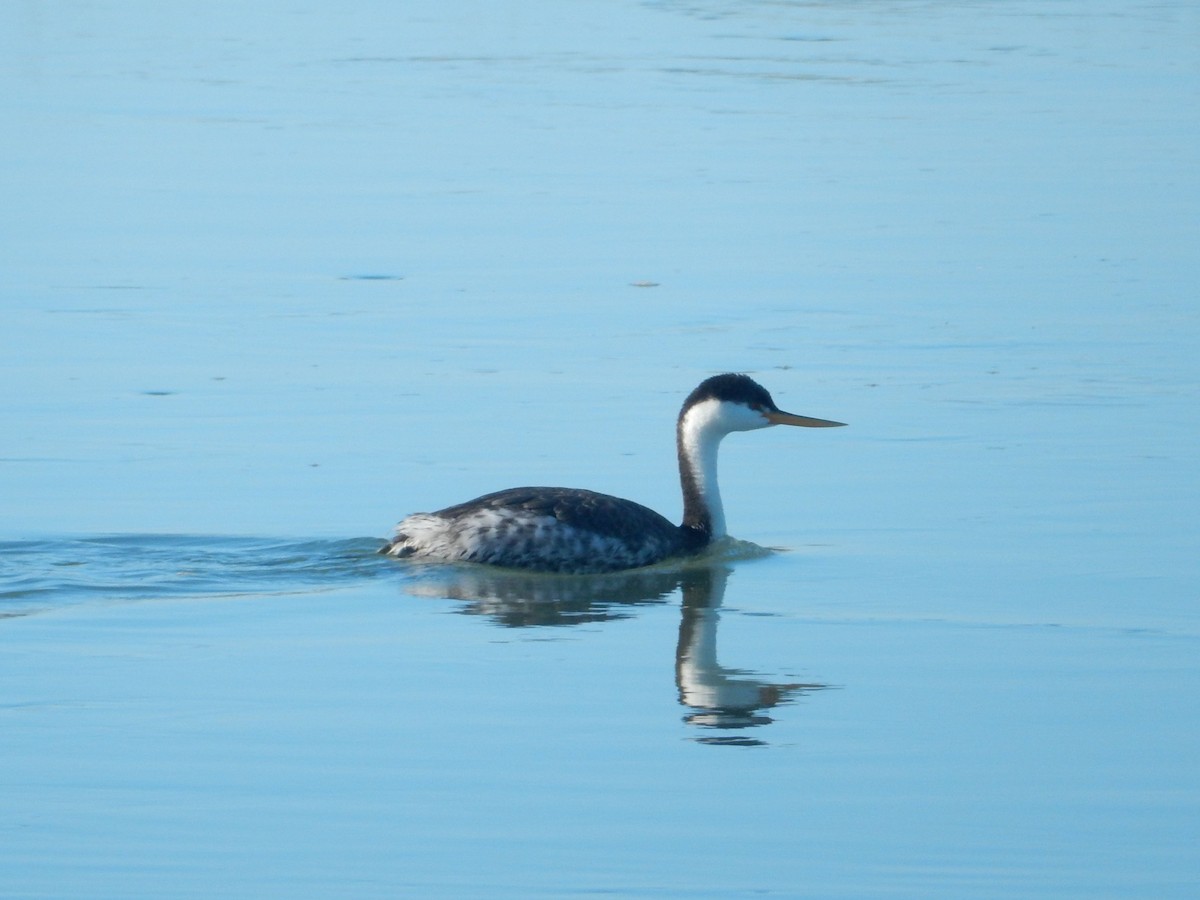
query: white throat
[
  {"left": 677, "top": 398, "right": 770, "bottom": 539},
  {"left": 680, "top": 404, "right": 727, "bottom": 538}
]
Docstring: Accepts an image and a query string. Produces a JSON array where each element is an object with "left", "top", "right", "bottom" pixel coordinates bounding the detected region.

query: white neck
[
  {"left": 679, "top": 407, "right": 726, "bottom": 537},
  {"left": 676, "top": 397, "right": 773, "bottom": 540}
]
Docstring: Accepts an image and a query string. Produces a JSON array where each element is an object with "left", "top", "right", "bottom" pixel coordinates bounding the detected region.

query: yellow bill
[{"left": 765, "top": 410, "right": 847, "bottom": 428}]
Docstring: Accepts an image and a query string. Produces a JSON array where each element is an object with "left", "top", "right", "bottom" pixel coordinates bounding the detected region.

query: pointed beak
[{"left": 764, "top": 409, "right": 846, "bottom": 428}]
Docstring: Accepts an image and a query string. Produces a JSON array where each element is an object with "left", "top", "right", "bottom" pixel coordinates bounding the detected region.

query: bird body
[
  {"left": 384, "top": 374, "right": 843, "bottom": 573},
  {"left": 392, "top": 486, "right": 698, "bottom": 574}
]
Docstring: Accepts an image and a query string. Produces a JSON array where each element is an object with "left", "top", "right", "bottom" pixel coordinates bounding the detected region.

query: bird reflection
[
  {"left": 397, "top": 558, "right": 826, "bottom": 742},
  {"left": 675, "top": 566, "right": 826, "bottom": 746},
  {"left": 400, "top": 562, "right": 681, "bottom": 626}
]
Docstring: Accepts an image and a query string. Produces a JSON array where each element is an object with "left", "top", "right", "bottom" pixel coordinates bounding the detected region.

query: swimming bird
[{"left": 383, "top": 373, "right": 844, "bottom": 573}]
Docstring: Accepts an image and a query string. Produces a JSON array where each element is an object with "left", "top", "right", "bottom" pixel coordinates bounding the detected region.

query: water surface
[{"left": 3, "top": 0, "right": 1198, "bottom": 897}]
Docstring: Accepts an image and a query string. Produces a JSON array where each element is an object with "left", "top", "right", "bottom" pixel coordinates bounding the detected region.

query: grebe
[{"left": 383, "top": 373, "right": 844, "bottom": 573}]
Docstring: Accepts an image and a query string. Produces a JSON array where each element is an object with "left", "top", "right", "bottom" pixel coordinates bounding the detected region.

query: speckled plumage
[
  {"left": 383, "top": 373, "right": 843, "bottom": 573},
  {"left": 387, "top": 486, "right": 705, "bottom": 574}
]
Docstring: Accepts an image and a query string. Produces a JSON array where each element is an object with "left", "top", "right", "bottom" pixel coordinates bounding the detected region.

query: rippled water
[
  {"left": 0, "top": 533, "right": 770, "bottom": 625},
  {"left": 0, "top": 536, "right": 384, "bottom": 616}
]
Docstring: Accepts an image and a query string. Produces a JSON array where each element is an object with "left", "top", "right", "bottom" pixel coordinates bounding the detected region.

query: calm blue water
[{"left": 3, "top": 1, "right": 1198, "bottom": 897}]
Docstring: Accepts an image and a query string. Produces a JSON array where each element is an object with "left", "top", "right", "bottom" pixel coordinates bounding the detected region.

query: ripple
[{"left": 0, "top": 535, "right": 386, "bottom": 616}]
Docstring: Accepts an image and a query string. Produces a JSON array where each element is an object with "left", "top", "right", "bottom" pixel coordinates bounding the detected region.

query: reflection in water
[
  {"left": 675, "top": 567, "right": 827, "bottom": 746},
  {"left": 399, "top": 559, "right": 827, "bottom": 743},
  {"left": 401, "top": 563, "right": 681, "bottom": 626}
]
